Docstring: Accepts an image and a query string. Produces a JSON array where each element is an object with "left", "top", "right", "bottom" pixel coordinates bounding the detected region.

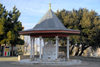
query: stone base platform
[{"left": 19, "top": 59, "right": 82, "bottom": 65}]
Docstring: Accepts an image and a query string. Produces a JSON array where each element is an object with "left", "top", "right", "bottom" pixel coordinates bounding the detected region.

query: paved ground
[{"left": 0, "top": 61, "right": 100, "bottom": 67}]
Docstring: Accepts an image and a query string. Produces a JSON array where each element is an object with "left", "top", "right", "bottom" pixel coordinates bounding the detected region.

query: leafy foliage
[
  {"left": 56, "top": 8, "right": 100, "bottom": 56},
  {"left": 0, "top": 3, "right": 24, "bottom": 55}
]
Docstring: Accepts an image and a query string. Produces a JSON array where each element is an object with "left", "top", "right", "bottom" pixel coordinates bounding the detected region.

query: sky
[{"left": 0, "top": 0, "right": 100, "bottom": 30}]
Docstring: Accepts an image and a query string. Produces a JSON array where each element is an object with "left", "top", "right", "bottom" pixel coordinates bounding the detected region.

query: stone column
[
  {"left": 32, "top": 37, "right": 35, "bottom": 59},
  {"left": 67, "top": 36, "right": 70, "bottom": 60},
  {"left": 56, "top": 36, "right": 59, "bottom": 59},
  {"left": 39, "top": 36, "right": 42, "bottom": 59},
  {"left": 30, "top": 36, "right": 35, "bottom": 61},
  {"left": 42, "top": 38, "right": 45, "bottom": 57},
  {"left": 30, "top": 36, "right": 32, "bottom": 60},
  {"left": 34, "top": 38, "right": 37, "bottom": 55}
]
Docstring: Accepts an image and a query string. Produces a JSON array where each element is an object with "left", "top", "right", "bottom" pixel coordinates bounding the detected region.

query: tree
[
  {"left": 0, "top": 3, "right": 24, "bottom": 56},
  {"left": 56, "top": 8, "right": 100, "bottom": 56},
  {"left": 0, "top": 3, "right": 8, "bottom": 45},
  {"left": 7, "top": 6, "right": 24, "bottom": 56}
]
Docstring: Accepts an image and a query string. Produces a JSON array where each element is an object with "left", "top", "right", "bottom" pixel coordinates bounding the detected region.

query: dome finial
[{"left": 49, "top": 3, "right": 51, "bottom": 10}]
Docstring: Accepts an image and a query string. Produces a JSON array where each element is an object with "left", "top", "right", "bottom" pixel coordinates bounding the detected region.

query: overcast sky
[{"left": 1, "top": 0, "right": 100, "bottom": 29}]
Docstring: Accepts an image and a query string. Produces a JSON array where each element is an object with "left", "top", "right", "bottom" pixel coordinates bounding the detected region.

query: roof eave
[{"left": 19, "top": 30, "right": 80, "bottom": 35}]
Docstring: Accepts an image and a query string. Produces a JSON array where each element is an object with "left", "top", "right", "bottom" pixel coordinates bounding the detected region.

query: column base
[{"left": 30, "top": 58, "right": 34, "bottom": 61}]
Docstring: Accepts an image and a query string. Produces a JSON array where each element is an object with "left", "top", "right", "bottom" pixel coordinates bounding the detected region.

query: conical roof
[
  {"left": 19, "top": 9, "right": 80, "bottom": 35},
  {"left": 33, "top": 10, "right": 67, "bottom": 30}
]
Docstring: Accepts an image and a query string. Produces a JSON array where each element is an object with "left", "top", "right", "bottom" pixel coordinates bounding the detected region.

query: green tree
[
  {"left": 0, "top": 3, "right": 8, "bottom": 45},
  {"left": 7, "top": 6, "right": 24, "bottom": 56},
  {"left": 56, "top": 8, "right": 100, "bottom": 56},
  {"left": 0, "top": 3, "right": 24, "bottom": 56}
]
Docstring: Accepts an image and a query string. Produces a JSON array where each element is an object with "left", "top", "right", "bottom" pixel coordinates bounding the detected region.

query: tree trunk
[
  {"left": 0, "top": 44, "right": 1, "bottom": 51},
  {"left": 75, "top": 47, "right": 80, "bottom": 56},
  {"left": 79, "top": 50, "right": 84, "bottom": 56},
  {"left": 0, "top": 44, "right": 1, "bottom": 56},
  {"left": 79, "top": 45, "right": 89, "bottom": 56},
  {"left": 11, "top": 45, "right": 13, "bottom": 56},
  {"left": 70, "top": 45, "right": 74, "bottom": 55}
]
